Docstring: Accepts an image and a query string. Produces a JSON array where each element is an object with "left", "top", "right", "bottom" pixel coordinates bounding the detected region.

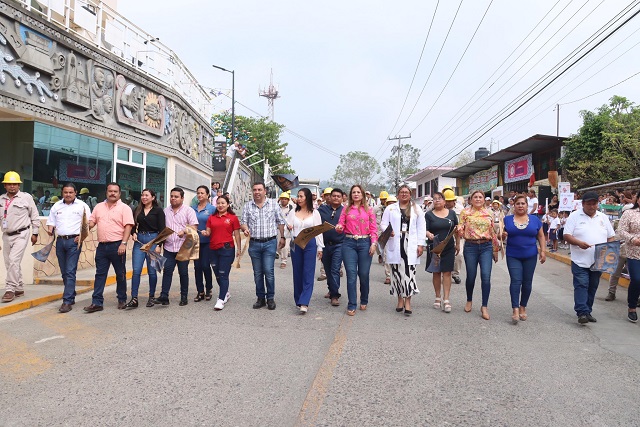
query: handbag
[{"left": 426, "top": 235, "right": 442, "bottom": 273}]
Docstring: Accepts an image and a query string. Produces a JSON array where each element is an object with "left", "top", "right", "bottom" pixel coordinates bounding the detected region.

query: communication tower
[{"left": 259, "top": 69, "right": 280, "bottom": 121}]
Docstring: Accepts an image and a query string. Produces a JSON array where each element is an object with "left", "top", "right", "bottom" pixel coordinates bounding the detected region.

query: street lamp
[{"left": 212, "top": 65, "right": 235, "bottom": 160}]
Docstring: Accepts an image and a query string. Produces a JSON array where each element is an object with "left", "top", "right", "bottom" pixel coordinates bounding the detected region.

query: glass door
[{"left": 114, "top": 145, "right": 145, "bottom": 209}]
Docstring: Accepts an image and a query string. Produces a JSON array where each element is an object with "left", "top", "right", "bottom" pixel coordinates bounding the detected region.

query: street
[{"left": 1, "top": 256, "right": 639, "bottom": 427}]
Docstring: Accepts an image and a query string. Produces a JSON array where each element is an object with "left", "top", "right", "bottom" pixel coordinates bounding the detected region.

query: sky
[{"left": 119, "top": 0, "right": 640, "bottom": 182}]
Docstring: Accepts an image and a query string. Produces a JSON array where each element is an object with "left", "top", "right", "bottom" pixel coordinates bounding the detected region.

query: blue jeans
[
  {"left": 194, "top": 244, "right": 213, "bottom": 294},
  {"left": 342, "top": 237, "right": 373, "bottom": 311},
  {"left": 56, "top": 237, "right": 81, "bottom": 304},
  {"left": 506, "top": 255, "right": 537, "bottom": 308},
  {"left": 160, "top": 250, "right": 190, "bottom": 299},
  {"left": 248, "top": 238, "right": 277, "bottom": 299},
  {"left": 92, "top": 242, "right": 127, "bottom": 306},
  {"left": 627, "top": 259, "right": 640, "bottom": 309},
  {"left": 322, "top": 243, "right": 343, "bottom": 299},
  {"left": 211, "top": 246, "right": 235, "bottom": 300},
  {"left": 464, "top": 241, "right": 493, "bottom": 307},
  {"left": 571, "top": 261, "right": 602, "bottom": 316},
  {"left": 291, "top": 239, "right": 317, "bottom": 306},
  {"left": 131, "top": 232, "right": 158, "bottom": 298}
]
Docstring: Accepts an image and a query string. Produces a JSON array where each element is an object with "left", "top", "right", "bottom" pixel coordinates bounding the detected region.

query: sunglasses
[{"left": 331, "top": 210, "right": 336, "bottom": 219}]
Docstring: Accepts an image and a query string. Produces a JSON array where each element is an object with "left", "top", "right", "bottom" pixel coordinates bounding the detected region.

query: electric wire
[{"left": 420, "top": 1, "right": 640, "bottom": 168}]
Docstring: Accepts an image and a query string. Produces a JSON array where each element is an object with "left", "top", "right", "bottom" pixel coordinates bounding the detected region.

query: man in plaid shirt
[{"left": 241, "top": 182, "right": 286, "bottom": 310}]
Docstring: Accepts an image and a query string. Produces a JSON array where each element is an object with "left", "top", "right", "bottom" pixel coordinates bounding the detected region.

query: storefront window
[
  {"left": 33, "top": 122, "right": 113, "bottom": 214},
  {"left": 146, "top": 153, "right": 167, "bottom": 208}
]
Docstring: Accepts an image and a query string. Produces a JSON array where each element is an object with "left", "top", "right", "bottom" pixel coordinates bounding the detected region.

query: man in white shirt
[
  {"left": 564, "top": 191, "right": 615, "bottom": 324},
  {"left": 46, "top": 183, "right": 91, "bottom": 313},
  {"left": 527, "top": 189, "right": 539, "bottom": 215}
]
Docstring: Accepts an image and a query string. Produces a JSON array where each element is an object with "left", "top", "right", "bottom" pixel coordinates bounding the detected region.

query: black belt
[
  {"left": 466, "top": 239, "right": 490, "bottom": 244},
  {"left": 57, "top": 234, "right": 79, "bottom": 240},
  {"left": 250, "top": 236, "right": 277, "bottom": 243},
  {"left": 138, "top": 231, "right": 158, "bottom": 234},
  {"left": 325, "top": 240, "right": 343, "bottom": 246},
  {"left": 6, "top": 226, "right": 29, "bottom": 236},
  {"left": 99, "top": 241, "right": 122, "bottom": 245}
]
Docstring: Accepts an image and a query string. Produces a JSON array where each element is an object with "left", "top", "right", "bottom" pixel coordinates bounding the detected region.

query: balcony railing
[{"left": 15, "top": 0, "right": 214, "bottom": 122}]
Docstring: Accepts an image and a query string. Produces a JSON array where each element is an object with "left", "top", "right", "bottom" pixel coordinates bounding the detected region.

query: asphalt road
[{"left": 1, "top": 254, "right": 639, "bottom": 427}]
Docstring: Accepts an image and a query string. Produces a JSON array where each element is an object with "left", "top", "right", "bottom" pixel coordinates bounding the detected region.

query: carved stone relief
[
  {"left": 115, "top": 74, "right": 165, "bottom": 136},
  {"left": 89, "top": 64, "right": 115, "bottom": 122},
  {"left": 61, "top": 51, "right": 90, "bottom": 108}
]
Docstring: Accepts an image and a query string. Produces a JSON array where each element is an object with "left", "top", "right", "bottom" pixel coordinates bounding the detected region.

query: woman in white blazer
[{"left": 381, "top": 185, "right": 427, "bottom": 315}]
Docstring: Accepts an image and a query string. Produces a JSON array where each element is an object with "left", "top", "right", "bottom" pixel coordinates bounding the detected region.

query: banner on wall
[
  {"left": 504, "top": 154, "right": 533, "bottom": 184},
  {"left": 469, "top": 165, "right": 498, "bottom": 193},
  {"left": 59, "top": 159, "right": 104, "bottom": 183}
]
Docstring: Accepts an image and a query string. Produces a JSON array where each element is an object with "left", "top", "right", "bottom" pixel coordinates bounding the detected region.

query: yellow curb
[
  {"left": 0, "top": 268, "right": 148, "bottom": 317},
  {"left": 546, "top": 252, "right": 629, "bottom": 288}
]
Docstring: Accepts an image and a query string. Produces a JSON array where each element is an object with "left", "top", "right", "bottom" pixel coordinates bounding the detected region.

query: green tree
[
  {"left": 452, "top": 149, "right": 475, "bottom": 167},
  {"left": 561, "top": 96, "right": 640, "bottom": 189},
  {"left": 382, "top": 143, "right": 420, "bottom": 188},
  {"left": 332, "top": 151, "right": 381, "bottom": 190},
  {"left": 211, "top": 112, "right": 294, "bottom": 177}
]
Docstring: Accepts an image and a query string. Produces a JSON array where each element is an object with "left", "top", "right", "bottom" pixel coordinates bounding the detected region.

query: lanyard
[{"left": 4, "top": 197, "right": 15, "bottom": 219}]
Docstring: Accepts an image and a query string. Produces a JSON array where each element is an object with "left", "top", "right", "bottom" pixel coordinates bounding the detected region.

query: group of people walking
[{"left": 1, "top": 169, "right": 638, "bottom": 326}]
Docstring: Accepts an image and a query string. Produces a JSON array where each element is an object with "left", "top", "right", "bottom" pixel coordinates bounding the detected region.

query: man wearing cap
[
  {"left": 365, "top": 191, "right": 375, "bottom": 208},
  {"left": 277, "top": 192, "right": 294, "bottom": 268},
  {"left": 563, "top": 191, "right": 615, "bottom": 324},
  {"left": 79, "top": 187, "right": 97, "bottom": 211},
  {"left": 322, "top": 187, "right": 333, "bottom": 205},
  {"left": 374, "top": 190, "right": 391, "bottom": 283},
  {"left": 46, "top": 183, "right": 91, "bottom": 313},
  {"left": 318, "top": 188, "right": 345, "bottom": 306},
  {"left": 0, "top": 171, "right": 40, "bottom": 303},
  {"left": 423, "top": 196, "right": 434, "bottom": 213},
  {"left": 443, "top": 188, "right": 463, "bottom": 284}
]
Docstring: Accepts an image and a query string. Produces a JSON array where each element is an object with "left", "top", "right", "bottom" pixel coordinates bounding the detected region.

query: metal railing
[{"left": 16, "top": 0, "right": 215, "bottom": 122}]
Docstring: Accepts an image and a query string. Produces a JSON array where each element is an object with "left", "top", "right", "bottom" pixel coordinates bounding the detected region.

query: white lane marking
[{"left": 34, "top": 335, "right": 65, "bottom": 344}]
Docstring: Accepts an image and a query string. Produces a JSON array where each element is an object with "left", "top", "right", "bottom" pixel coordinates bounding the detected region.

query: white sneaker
[
  {"left": 299, "top": 305, "right": 308, "bottom": 314},
  {"left": 223, "top": 292, "right": 230, "bottom": 303},
  {"left": 214, "top": 299, "right": 225, "bottom": 310}
]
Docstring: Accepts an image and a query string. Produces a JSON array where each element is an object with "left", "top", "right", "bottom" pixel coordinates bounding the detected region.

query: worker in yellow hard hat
[
  {"left": 323, "top": 187, "right": 333, "bottom": 204},
  {"left": 385, "top": 195, "right": 397, "bottom": 205},
  {"left": 374, "top": 190, "right": 391, "bottom": 281},
  {"left": 49, "top": 196, "right": 60, "bottom": 203},
  {"left": 277, "top": 191, "right": 293, "bottom": 267},
  {"left": 78, "top": 187, "right": 97, "bottom": 210},
  {"left": 1, "top": 171, "right": 40, "bottom": 302},
  {"left": 442, "top": 188, "right": 463, "bottom": 285}
]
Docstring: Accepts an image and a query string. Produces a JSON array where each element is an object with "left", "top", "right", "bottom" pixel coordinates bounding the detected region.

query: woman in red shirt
[{"left": 202, "top": 195, "right": 242, "bottom": 310}]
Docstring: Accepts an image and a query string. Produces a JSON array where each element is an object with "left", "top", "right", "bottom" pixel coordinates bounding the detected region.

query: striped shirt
[
  {"left": 241, "top": 198, "right": 285, "bottom": 239},
  {"left": 163, "top": 204, "right": 198, "bottom": 252}
]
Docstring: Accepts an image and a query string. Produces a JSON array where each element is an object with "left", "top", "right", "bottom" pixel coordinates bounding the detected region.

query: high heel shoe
[
  {"left": 396, "top": 298, "right": 405, "bottom": 312},
  {"left": 124, "top": 297, "right": 138, "bottom": 309},
  {"left": 146, "top": 296, "right": 154, "bottom": 307},
  {"left": 511, "top": 308, "right": 519, "bottom": 324},
  {"left": 194, "top": 292, "right": 205, "bottom": 302},
  {"left": 481, "top": 306, "right": 490, "bottom": 320},
  {"left": 433, "top": 297, "right": 441, "bottom": 309},
  {"left": 464, "top": 301, "right": 472, "bottom": 313}
]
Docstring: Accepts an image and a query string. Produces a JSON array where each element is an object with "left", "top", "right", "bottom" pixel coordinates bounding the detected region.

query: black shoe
[
  {"left": 253, "top": 298, "right": 266, "bottom": 309},
  {"left": 146, "top": 297, "right": 155, "bottom": 307},
  {"left": 578, "top": 315, "right": 589, "bottom": 324},
  {"left": 628, "top": 311, "right": 638, "bottom": 323},
  {"left": 586, "top": 314, "right": 597, "bottom": 323},
  {"left": 605, "top": 292, "right": 616, "bottom": 301},
  {"left": 83, "top": 304, "right": 104, "bottom": 313},
  {"left": 275, "top": 253, "right": 280, "bottom": 259},
  {"left": 124, "top": 298, "right": 138, "bottom": 309},
  {"left": 267, "top": 299, "right": 276, "bottom": 310},
  {"left": 179, "top": 298, "right": 188, "bottom": 306},
  {"left": 452, "top": 276, "right": 461, "bottom": 284},
  {"left": 151, "top": 296, "right": 170, "bottom": 306}
]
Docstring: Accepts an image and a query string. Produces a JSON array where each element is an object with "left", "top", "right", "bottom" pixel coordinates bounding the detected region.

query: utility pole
[
  {"left": 556, "top": 104, "right": 560, "bottom": 137},
  {"left": 388, "top": 134, "right": 411, "bottom": 192}
]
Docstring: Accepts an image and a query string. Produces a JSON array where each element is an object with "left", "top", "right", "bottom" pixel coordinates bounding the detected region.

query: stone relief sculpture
[
  {"left": 90, "top": 65, "right": 115, "bottom": 121},
  {"left": 115, "top": 74, "right": 165, "bottom": 136},
  {"left": 61, "top": 51, "right": 90, "bottom": 108}
]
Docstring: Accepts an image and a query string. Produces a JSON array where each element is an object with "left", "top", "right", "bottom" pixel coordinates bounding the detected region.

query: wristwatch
[{"left": 120, "top": 241, "right": 127, "bottom": 245}]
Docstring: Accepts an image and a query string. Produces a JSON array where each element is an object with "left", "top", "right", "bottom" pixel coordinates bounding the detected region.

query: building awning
[{"left": 442, "top": 134, "right": 567, "bottom": 179}]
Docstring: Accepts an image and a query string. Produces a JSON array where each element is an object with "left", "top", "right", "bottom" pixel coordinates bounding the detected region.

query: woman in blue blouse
[
  {"left": 192, "top": 185, "right": 216, "bottom": 301},
  {"left": 503, "top": 194, "right": 546, "bottom": 323}
]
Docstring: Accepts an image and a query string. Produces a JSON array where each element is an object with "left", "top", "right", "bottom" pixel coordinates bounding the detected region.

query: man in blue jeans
[
  {"left": 564, "top": 191, "right": 615, "bottom": 324},
  {"left": 318, "top": 188, "right": 344, "bottom": 306},
  {"left": 46, "top": 183, "right": 91, "bottom": 313},
  {"left": 240, "top": 182, "right": 285, "bottom": 310}
]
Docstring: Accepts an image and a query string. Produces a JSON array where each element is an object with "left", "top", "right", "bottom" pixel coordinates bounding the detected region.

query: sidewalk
[
  {"left": 545, "top": 243, "right": 629, "bottom": 288},
  {"left": 0, "top": 260, "right": 146, "bottom": 318}
]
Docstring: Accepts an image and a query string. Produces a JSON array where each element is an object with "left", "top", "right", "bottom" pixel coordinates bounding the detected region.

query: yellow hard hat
[
  {"left": 323, "top": 187, "right": 333, "bottom": 195},
  {"left": 443, "top": 185, "right": 453, "bottom": 191},
  {"left": 443, "top": 189, "right": 456, "bottom": 201},
  {"left": 80, "top": 187, "right": 90, "bottom": 195},
  {"left": 49, "top": 196, "right": 60, "bottom": 203},
  {"left": 386, "top": 195, "right": 397, "bottom": 204},
  {"left": 279, "top": 192, "right": 290, "bottom": 199},
  {"left": 379, "top": 190, "right": 389, "bottom": 200},
  {"left": 2, "top": 171, "right": 22, "bottom": 184}
]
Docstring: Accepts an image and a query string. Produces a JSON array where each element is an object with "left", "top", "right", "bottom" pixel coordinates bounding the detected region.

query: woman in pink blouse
[
  {"left": 335, "top": 185, "right": 378, "bottom": 316},
  {"left": 616, "top": 191, "right": 640, "bottom": 323},
  {"left": 457, "top": 190, "right": 500, "bottom": 320}
]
